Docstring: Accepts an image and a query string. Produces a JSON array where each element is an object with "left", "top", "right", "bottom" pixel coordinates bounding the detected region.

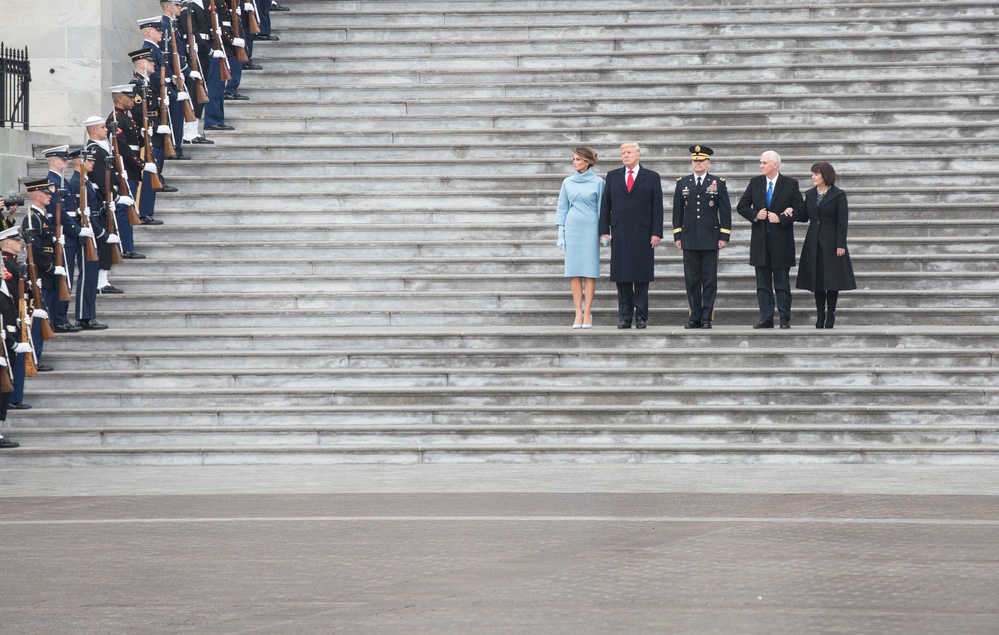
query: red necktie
[{"left": 626, "top": 169, "right": 634, "bottom": 192}]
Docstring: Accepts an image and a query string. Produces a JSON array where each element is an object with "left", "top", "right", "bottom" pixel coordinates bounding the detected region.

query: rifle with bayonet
[
  {"left": 17, "top": 277, "right": 37, "bottom": 376},
  {"left": 229, "top": 0, "right": 250, "bottom": 64},
  {"left": 101, "top": 151, "right": 125, "bottom": 265},
  {"left": 245, "top": 0, "right": 262, "bottom": 34},
  {"left": 184, "top": 5, "right": 211, "bottom": 104},
  {"left": 169, "top": 18, "right": 198, "bottom": 124},
  {"left": 77, "top": 166, "right": 99, "bottom": 263},
  {"left": 52, "top": 185, "right": 73, "bottom": 302},
  {"left": 209, "top": 0, "right": 232, "bottom": 81},
  {"left": 21, "top": 221, "right": 55, "bottom": 342},
  {"left": 158, "top": 53, "right": 178, "bottom": 159},
  {"left": 109, "top": 114, "right": 145, "bottom": 225}
]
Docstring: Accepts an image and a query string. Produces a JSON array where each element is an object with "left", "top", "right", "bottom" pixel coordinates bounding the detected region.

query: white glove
[
  {"left": 244, "top": 2, "right": 254, "bottom": 10},
  {"left": 107, "top": 234, "right": 121, "bottom": 245},
  {"left": 233, "top": 37, "right": 245, "bottom": 48},
  {"left": 556, "top": 226, "right": 565, "bottom": 251},
  {"left": 177, "top": 91, "right": 191, "bottom": 102},
  {"left": 0, "top": 357, "right": 7, "bottom": 368},
  {"left": 14, "top": 342, "right": 31, "bottom": 354},
  {"left": 58, "top": 235, "right": 65, "bottom": 246},
  {"left": 54, "top": 266, "right": 67, "bottom": 277},
  {"left": 79, "top": 226, "right": 95, "bottom": 238},
  {"left": 120, "top": 171, "right": 129, "bottom": 182},
  {"left": 189, "top": 70, "right": 202, "bottom": 80},
  {"left": 213, "top": 49, "right": 226, "bottom": 59},
  {"left": 144, "top": 163, "right": 159, "bottom": 174},
  {"left": 32, "top": 308, "right": 48, "bottom": 319},
  {"left": 157, "top": 125, "right": 171, "bottom": 135},
  {"left": 118, "top": 195, "right": 134, "bottom": 207},
  {"left": 162, "top": 95, "right": 170, "bottom": 106},
  {"left": 83, "top": 207, "right": 91, "bottom": 218}
]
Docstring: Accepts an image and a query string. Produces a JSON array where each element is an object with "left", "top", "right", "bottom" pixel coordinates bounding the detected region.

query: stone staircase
[{"left": 7, "top": 0, "right": 999, "bottom": 464}]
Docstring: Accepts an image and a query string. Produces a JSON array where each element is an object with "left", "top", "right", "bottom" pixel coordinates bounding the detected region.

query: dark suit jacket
[
  {"left": 599, "top": 165, "right": 664, "bottom": 282},
  {"left": 736, "top": 173, "right": 804, "bottom": 269}
]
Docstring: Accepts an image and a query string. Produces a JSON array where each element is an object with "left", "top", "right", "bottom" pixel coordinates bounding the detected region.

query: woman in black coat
[{"left": 795, "top": 162, "right": 856, "bottom": 328}]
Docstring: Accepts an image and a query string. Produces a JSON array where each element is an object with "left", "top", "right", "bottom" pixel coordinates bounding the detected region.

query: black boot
[
  {"left": 824, "top": 291, "right": 839, "bottom": 329},
  {"left": 814, "top": 291, "right": 826, "bottom": 329}
]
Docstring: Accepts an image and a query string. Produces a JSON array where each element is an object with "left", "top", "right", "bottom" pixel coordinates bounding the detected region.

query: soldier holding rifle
[
  {"left": 160, "top": 0, "right": 194, "bottom": 159},
  {"left": 0, "top": 249, "right": 21, "bottom": 449},
  {"left": 67, "top": 149, "right": 111, "bottom": 331},
  {"left": 42, "top": 146, "right": 83, "bottom": 334},
  {"left": 21, "top": 178, "right": 59, "bottom": 370},
  {"left": 106, "top": 85, "right": 148, "bottom": 259},
  {"left": 1, "top": 228, "right": 35, "bottom": 413},
  {"left": 83, "top": 115, "right": 129, "bottom": 290},
  {"left": 130, "top": 47, "right": 169, "bottom": 224}
]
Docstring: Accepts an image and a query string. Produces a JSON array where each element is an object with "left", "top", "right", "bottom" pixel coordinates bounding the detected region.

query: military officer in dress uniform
[
  {"left": 175, "top": 0, "right": 217, "bottom": 144},
  {"left": 83, "top": 115, "right": 128, "bottom": 292},
  {"left": 0, "top": 241, "right": 21, "bottom": 449},
  {"left": 159, "top": 0, "right": 192, "bottom": 160},
  {"left": 67, "top": 149, "right": 110, "bottom": 331},
  {"left": 672, "top": 145, "right": 732, "bottom": 329},
  {"left": 130, "top": 48, "right": 170, "bottom": 223},
  {"left": 1, "top": 228, "right": 35, "bottom": 413}
]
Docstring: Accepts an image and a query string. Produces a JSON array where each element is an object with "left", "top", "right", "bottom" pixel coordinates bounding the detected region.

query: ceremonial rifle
[
  {"left": 158, "top": 56, "right": 178, "bottom": 158},
  {"left": 102, "top": 151, "right": 125, "bottom": 265},
  {"left": 22, "top": 220, "right": 55, "bottom": 341},
  {"left": 0, "top": 295, "right": 14, "bottom": 392},
  {"left": 245, "top": 0, "right": 262, "bottom": 34},
  {"left": 17, "top": 278, "right": 37, "bottom": 376},
  {"left": 77, "top": 168, "right": 99, "bottom": 262},
  {"left": 169, "top": 19, "right": 198, "bottom": 123},
  {"left": 209, "top": 0, "right": 232, "bottom": 81},
  {"left": 184, "top": 7, "right": 211, "bottom": 104},
  {"left": 52, "top": 185, "right": 73, "bottom": 302},
  {"left": 109, "top": 114, "right": 146, "bottom": 225},
  {"left": 230, "top": 0, "right": 250, "bottom": 64}
]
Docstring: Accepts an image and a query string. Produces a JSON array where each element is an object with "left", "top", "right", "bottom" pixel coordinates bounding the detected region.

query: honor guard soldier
[
  {"left": 203, "top": 0, "right": 236, "bottom": 131},
  {"left": 1, "top": 227, "right": 35, "bottom": 412},
  {"left": 159, "top": 0, "right": 192, "bottom": 159},
  {"left": 0, "top": 241, "right": 21, "bottom": 448},
  {"left": 107, "top": 85, "right": 149, "bottom": 258},
  {"left": 176, "top": 0, "right": 217, "bottom": 144},
  {"left": 42, "top": 146, "right": 82, "bottom": 333},
  {"left": 83, "top": 115, "right": 128, "bottom": 292},
  {"left": 22, "top": 178, "right": 60, "bottom": 367},
  {"left": 137, "top": 18, "right": 179, "bottom": 196},
  {"left": 67, "top": 149, "right": 110, "bottom": 330},
  {"left": 129, "top": 48, "right": 171, "bottom": 223},
  {"left": 672, "top": 145, "right": 732, "bottom": 329}
]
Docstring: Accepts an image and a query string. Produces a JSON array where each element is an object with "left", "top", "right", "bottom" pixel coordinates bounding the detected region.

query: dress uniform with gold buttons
[{"left": 671, "top": 145, "right": 732, "bottom": 329}]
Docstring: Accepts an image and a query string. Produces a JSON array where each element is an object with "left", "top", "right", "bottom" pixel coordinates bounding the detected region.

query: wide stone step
[
  {"left": 22, "top": 365, "right": 999, "bottom": 391},
  {"left": 32, "top": 326, "right": 999, "bottom": 352},
  {"left": 10, "top": 423, "right": 998, "bottom": 450},
  {"left": 4, "top": 442, "right": 997, "bottom": 466},
  {"left": 39, "top": 346, "right": 999, "bottom": 371}
]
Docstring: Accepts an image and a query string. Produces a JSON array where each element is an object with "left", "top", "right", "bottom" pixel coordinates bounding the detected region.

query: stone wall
[{"left": 0, "top": 0, "right": 152, "bottom": 185}]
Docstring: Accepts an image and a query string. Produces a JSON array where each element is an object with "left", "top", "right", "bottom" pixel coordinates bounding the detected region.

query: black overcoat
[
  {"left": 598, "top": 165, "right": 664, "bottom": 282},
  {"left": 736, "top": 173, "right": 805, "bottom": 269},
  {"left": 795, "top": 186, "right": 857, "bottom": 292}
]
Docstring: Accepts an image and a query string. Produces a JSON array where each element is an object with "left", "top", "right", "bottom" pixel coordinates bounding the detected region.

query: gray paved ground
[{"left": 1, "top": 465, "right": 997, "bottom": 634}]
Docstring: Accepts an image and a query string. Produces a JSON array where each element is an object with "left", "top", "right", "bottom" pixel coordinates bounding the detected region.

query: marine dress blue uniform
[{"left": 555, "top": 168, "right": 604, "bottom": 279}]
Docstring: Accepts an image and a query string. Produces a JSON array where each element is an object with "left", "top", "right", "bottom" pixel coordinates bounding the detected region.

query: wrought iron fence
[{"left": 1, "top": 43, "right": 30, "bottom": 130}]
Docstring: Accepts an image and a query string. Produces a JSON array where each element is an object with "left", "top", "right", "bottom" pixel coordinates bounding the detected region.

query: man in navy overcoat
[
  {"left": 599, "top": 142, "right": 664, "bottom": 329},
  {"left": 736, "top": 150, "right": 805, "bottom": 329}
]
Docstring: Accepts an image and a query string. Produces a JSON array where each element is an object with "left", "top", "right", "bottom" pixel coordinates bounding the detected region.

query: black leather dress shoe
[
  {"left": 271, "top": 3, "right": 290, "bottom": 10},
  {"left": 77, "top": 319, "right": 109, "bottom": 330},
  {"left": 140, "top": 217, "right": 164, "bottom": 225},
  {"left": 54, "top": 323, "right": 82, "bottom": 333},
  {"left": 684, "top": 320, "right": 701, "bottom": 329},
  {"left": 165, "top": 155, "right": 191, "bottom": 161},
  {"left": 224, "top": 93, "right": 249, "bottom": 101},
  {"left": 36, "top": 364, "right": 53, "bottom": 372},
  {"left": 780, "top": 319, "right": 791, "bottom": 329},
  {"left": 255, "top": 34, "right": 279, "bottom": 41},
  {"left": 635, "top": 318, "right": 647, "bottom": 329},
  {"left": 617, "top": 321, "right": 632, "bottom": 329},
  {"left": 98, "top": 285, "right": 124, "bottom": 294},
  {"left": 753, "top": 319, "right": 774, "bottom": 329},
  {"left": 0, "top": 438, "right": 19, "bottom": 449},
  {"left": 158, "top": 185, "right": 179, "bottom": 193},
  {"left": 191, "top": 136, "right": 214, "bottom": 144},
  {"left": 122, "top": 251, "right": 146, "bottom": 260},
  {"left": 205, "top": 124, "right": 235, "bottom": 131},
  {"left": 242, "top": 63, "right": 263, "bottom": 70},
  {"left": 8, "top": 403, "right": 31, "bottom": 410},
  {"left": 701, "top": 320, "right": 712, "bottom": 329}
]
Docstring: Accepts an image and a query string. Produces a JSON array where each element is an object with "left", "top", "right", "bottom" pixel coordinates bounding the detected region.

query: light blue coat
[{"left": 556, "top": 169, "right": 604, "bottom": 278}]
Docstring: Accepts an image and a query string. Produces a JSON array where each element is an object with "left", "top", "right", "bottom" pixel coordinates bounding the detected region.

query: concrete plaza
[{"left": 1, "top": 464, "right": 997, "bottom": 634}]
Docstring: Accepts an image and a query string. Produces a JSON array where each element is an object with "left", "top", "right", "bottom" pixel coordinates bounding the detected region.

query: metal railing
[{"left": 1, "top": 42, "right": 30, "bottom": 130}]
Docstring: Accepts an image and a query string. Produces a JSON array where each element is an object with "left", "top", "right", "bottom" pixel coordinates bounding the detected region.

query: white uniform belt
[{"left": 129, "top": 145, "right": 140, "bottom": 151}]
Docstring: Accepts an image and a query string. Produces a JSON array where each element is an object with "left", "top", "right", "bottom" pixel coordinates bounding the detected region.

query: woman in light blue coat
[{"left": 555, "top": 147, "right": 604, "bottom": 328}]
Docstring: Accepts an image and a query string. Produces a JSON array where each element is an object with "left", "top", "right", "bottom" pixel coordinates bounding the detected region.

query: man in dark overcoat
[
  {"left": 672, "top": 145, "right": 731, "bottom": 329},
  {"left": 599, "top": 142, "right": 664, "bottom": 329},
  {"left": 736, "top": 150, "right": 805, "bottom": 329}
]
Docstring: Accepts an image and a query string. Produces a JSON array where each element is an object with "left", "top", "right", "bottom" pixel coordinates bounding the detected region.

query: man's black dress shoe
[
  {"left": 36, "top": 364, "right": 53, "bottom": 372},
  {"left": 140, "top": 217, "right": 164, "bottom": 225},
  {"left": 242, "top": 63, "right": 263, "bottom": 70},
  {"left": 54, "top": 323, "right": 82, "bottom": 333},
  {"left": 271, "top": 2, "right": 290, "bottom": 10},
  {"left": 191, "top": 136, "right": 214, "bottom": 144},
  {"left": 205, "top": 124, "right": 235, "bottom": 131},
  {"left": 701, "top": 320, "right": 712, "bottom": 329},
  {"left": 635, "top": 318, "right": 647, "bottom": 329},
  {"left": 8, "top": 403, "right": 31, "bottom": 410},
  {"left": 780, "top": 319, "right": 791, "bottom": 330},
  {"left": 224, "top": 93, "right": 249, "bottom": 101},
  {"left": 255, "top": 34, "right": 279, "bottom": 40},
  {"left": 98, "top": 285, "right": 124, "bottom": 294},
  {"left": 0, "top": 438, "right": 19, "bottom": 449},
  {"left": 166, "top": 154, "right": 191, "bottom": 161},
  {"left": 77, "top": 319, "right": 109, "bottom": 330},
  {"left": 122, "top": 251, "right": 146, "bottom": 260},
  {"left": 158, "top": 185, "right": 179, "bottom": 193},
  {"left": 617, "top": 321, "right": 632, "bottom": 329},
  {"left": 684, "top": 320, "right": 701, "bottom": 329},
  {"left": 753, "top": 319, "right": 774, "bottom": 329}
]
